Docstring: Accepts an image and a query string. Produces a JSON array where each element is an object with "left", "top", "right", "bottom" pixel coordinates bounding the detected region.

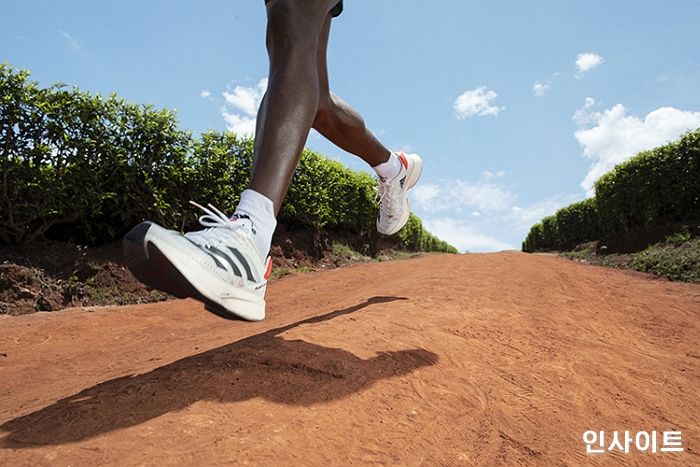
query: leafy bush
[
  {"left": 558, "top": 234, "right": 700, "bottom": 283},
  {"left": 523, "top": 198, "right": 601, "bottom": 252},
  {"left": 595, "top": 130, "right": 700, "bottom": 237},
  {"left": 0, "top": 64, "right": 456, "bottom": 254},
  {"left": 522, "top": 222, "right": 543, "bottom": 252},
  {"left": 594, "top": 129, "right": 700, "bottom": 237},
  {"left": 283, "top": 149, "right": 376, "bottom": 233},
  {"left": 554, "top": 198, "right": 601, "bottom": 249},
  {"left": 0, "top": 64, "right": 194, "bottom": 242},
  {"left": 630, "top": 236, "right": 700, "bottom": 282},
  {"left": 185, "top": 131, "right": 253, "bottom": 221},
  {"left": 523, "top": 128, "right": 699, "bottom": 252},
  {"left": 398, "top": 213, "right": 458, "bottom": 253}
]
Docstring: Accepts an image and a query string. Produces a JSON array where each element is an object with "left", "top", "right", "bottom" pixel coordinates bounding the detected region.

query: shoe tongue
[{"left": 230, "top": 214, "right": 255, "bottom": 235}]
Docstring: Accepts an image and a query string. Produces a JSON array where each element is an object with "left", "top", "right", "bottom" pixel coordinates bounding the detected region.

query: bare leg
[
  {"left": 251, "top": 0, "right": 392, "bottom": 216},
  {"left": 250, "top": 0, "right": 335, "bottom": 215},
  {"left": 312, "top": 16, "right": 392, "bottom": 167}
]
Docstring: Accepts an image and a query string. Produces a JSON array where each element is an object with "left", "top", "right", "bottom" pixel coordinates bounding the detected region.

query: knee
[{"left": 313, "top": 95, "right": 334, "bottom": 129}]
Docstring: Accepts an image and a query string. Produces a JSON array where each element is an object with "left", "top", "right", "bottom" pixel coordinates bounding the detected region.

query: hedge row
[
  {"left": 522, "top": 128, "right": 700, "bottom": 252},
  {"left": 399, "top": 213, "right": 459, "bottom": 254},
  {"left": 594, "top": 129, "right": 700, "bottom": 237},
  {"left": 0, "top": 64, "right": 456, "bottom": 254},
  {"left": 1, "top": 64, "right": 193, "bottom": 243},
  {"left": 522, "top": 198, "right": 601, "bottom": 252}
]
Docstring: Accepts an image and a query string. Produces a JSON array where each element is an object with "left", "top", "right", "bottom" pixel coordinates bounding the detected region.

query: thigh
[
  {"left": 265, "top": 0, "right": 340, "bottom": 19},
  {"left": 316, "top": 14, "right": 332, "bottom": 97},
  {"left": 264, "top": 0, "right": 338, "bottom": 47}
]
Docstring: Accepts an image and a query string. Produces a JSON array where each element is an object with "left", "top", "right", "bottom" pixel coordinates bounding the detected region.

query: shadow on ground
[{"left": 1, "top": 296, "right": 437, "bottom": 447}]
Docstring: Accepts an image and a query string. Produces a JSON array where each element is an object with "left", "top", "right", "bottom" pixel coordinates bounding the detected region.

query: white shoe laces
[
  {"left": 377, "top": 177, "right": 399, "bottom": 219},
  {"left": 184, "top": 201, "right": 248, "bottom": 248}
]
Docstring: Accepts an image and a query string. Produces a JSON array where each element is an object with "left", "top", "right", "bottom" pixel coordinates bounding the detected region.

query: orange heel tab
[
  {"left": 264, "top": 257, "right": 273, "bottom": 281},
  {"left": 397, "top": 152, "right": 409, "bottom": 169}
]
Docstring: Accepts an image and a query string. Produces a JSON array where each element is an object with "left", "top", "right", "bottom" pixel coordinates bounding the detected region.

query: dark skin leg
[
  {"left": 250, "top": 0, "right": 391, "bottom": 215},
  {"left": 311, "top": 15, "right": 391, "bottom": 169}
]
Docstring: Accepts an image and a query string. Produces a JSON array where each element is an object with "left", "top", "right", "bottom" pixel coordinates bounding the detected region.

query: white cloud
[
  {"left": 412, "top": 179, "right": 516, "bottom": 213},
  {"left": 423, "top": 218, "right": 515, "bottom": 253},
  {"left": 59, "top": 31, "right": 87, "bottom": 58},
  {"left": 453, "top": 86, "right": 504, "bottom": 119},
  {"left": 222, "top": 113, "right": 257, "bottom": 135},
  {"left": 221, "top": 78, "right": 268, "bottom": 135},
  {"left": 575, "top": 52, "right": 604, "bottom": 74},
  {"left": 200, "top": 90, "right": 211, "bottom": 98},
  {"left": 223, "top": 79, "right": 267, "bottom": 116},
  {"left": 533, "top": 81, "right": 550, "bottom": 97},
  {"left": 506, "top": 194, "right": 584, "bottom": 230},
  {"left": 573, "top": 98, "right": 700, "bottom": 195},
  {"left": 394, "top": 143, "right": 414, "bottom": 153},
  {"left": 411, "top": 183, "right": 441, "bottom": 207},
  {"left": 411, "top": 174, "right": 584, "bottom": 252},
  {"left": 481, "top": 170, "right": 505, "bottom": 179},
  {"left": 573, "top": 97, "right": 597, "bottom": 125}
]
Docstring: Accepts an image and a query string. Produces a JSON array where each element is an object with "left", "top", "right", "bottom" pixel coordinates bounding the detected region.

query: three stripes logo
[{"left": 187, "top": 240, "right": 256, "bottom": 282}]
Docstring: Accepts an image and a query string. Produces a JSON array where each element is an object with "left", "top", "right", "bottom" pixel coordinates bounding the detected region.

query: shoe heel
[
  {"left": 123, "top": 223, "right": 200, "bottom": 300},
  {"left": 123, "top": 222, "right": 152, "bottom": 267},
  {"left": 406, "top": 156, "right": 423, "bottom": 190}
]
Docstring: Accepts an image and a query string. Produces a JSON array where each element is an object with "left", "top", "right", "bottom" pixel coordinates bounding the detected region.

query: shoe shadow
[{"left": 1, "top": 296, "right": 438, "bottom": 448}]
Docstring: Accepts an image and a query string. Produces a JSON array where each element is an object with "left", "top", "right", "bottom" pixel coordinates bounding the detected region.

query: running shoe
[
  {"left": 376, "top": 152, "right": 423, "bottom": 235},
  {"left": 123, "top": 202, "right": 271, "bottom": 321}
]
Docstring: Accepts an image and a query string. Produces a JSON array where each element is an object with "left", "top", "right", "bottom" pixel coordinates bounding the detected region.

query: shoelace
[
  {"left": 185, "top": 201, "right": 246, "bottom": 248},
  {"left": 376, "top": 178, "right": 398, "bottom": 218}
]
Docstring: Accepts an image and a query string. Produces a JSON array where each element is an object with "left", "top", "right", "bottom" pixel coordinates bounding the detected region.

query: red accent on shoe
[
  {"left": 264, "top": 257, "right": 273, "bottom": 281},
  {"left": 398, "top": 152, "right": 409, "bottom": 170}
]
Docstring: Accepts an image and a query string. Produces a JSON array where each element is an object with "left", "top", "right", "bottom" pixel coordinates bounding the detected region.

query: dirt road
[{"left": 1, "top": 252, "right": 698, "bottom": 465}]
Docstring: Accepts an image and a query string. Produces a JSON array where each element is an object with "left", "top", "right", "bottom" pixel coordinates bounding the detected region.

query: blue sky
[{"left": 3, "top": 1, "right": 700, "bottom": 251}]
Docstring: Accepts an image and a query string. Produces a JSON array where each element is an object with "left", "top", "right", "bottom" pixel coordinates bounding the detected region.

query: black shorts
[{"left": 264, "top": 0, "right": 343, "bottom": 18}]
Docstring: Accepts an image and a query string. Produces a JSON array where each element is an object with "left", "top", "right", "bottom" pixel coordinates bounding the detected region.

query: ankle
[
  {"left": 373, "top": 151, "right": 401, "bottom": 180},
  {"left": 234, "top": 189, "right": 277, "bottom": 258}
]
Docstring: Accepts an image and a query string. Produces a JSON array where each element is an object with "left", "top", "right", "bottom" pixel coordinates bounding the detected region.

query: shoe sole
[
  {"left": 123, "top": 222, "right": 265, "bottom": 321},
  {"left": 377, "top": 154, "right": 424, "bottom": 236}
]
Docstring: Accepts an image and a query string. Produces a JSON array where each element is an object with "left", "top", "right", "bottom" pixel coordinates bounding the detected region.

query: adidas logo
[{"left": 186, "top": 239, "right": 257, "bottom": 282}]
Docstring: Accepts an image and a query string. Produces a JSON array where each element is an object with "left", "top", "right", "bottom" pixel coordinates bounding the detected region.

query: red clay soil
[{"left": 0, "top": 252, "right": 698, "bottom": 466}]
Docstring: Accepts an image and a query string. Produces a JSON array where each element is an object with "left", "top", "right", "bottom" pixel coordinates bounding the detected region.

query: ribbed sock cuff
[
  {"left": 234, "top": 189, "right": 277, "bottom": 258},
  {"left": 372, "top": 152, "right": 401, "bottom": 180}
]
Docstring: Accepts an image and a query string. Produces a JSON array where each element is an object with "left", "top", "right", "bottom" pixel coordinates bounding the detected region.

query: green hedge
[
  {"left": 284, "top": 149, "right": 378, "bottom": 232},
  {"left": 594, "top": 129, "right": 700, "bottom": 237},
  {"left": 522, "top": 198, "right": 601, "bottom": 252},
  {"left": 0, "top": 64, "right": 192, "bottom": 242},
  {"left": 0, "top": 64, "right": 456, "bottom": 254},
  {"left": 523, "top": 129, "right": 700, "bottom": 252},
  {"left": 398, "top": 213, "right": 459, "bottom": 254}
]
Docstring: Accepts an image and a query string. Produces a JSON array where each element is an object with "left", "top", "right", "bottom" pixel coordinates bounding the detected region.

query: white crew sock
[
  {"left": 372, "top": 152, "right": 402, "bottom": 181},
  {"left": 233, "top": 189, "right": 277, "bottom": 259}
]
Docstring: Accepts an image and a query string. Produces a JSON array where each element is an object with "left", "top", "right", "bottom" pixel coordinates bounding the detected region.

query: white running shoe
[
  {"left": 123, "top": 202, "right": 271, "bottom": 321},
  {"left": 376, "top": 152, "right": 423, "bottom": 236}
]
